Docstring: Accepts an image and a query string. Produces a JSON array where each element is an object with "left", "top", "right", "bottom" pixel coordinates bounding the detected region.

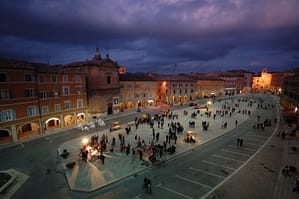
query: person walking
[
  {"left": 156, "top": 132, "right": 160, "bottom": 142},
  {"left": 139, "top": 150, "right": 143, "bottom": 160},
  {"left": 240, "top": 138, "right": 243, "bottom": 147}
]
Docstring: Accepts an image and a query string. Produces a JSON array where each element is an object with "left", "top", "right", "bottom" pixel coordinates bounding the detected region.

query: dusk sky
[{"left": 0, "top": 0, "right": 299, "bottom": 74}]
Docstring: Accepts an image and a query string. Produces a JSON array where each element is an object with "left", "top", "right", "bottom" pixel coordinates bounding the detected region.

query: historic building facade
[
  {"left": 270, "top": 71, "right": 295, "bottom": 94},
  {"left": 119, "top": 73, "right": 157, "bottom": 110},
  {"left": 0, "top": 59, "right": 87, "bottom": 145},
  {"left": 156, "top": 74, "right": 196, "bottom": 105},
  {"left": 252, "top": 68, "right": 272, "bottom": 91},
  {"left": 280, "top": 74, "right": 299, "bottom": 125},
  {"left": 65, "top": 48, "right": 120, "bottom": 118},
  {"left": 194, "top": 78, "right": 224, "bottom": 98}
]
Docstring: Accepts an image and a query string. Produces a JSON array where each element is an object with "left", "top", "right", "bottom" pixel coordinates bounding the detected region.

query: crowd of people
[{"left": 76, "top": 96, "right": 259, "bottom": 169}]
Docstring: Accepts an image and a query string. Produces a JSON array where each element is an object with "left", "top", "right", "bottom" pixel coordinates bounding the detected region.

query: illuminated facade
[
  {"left": 0, "top": 59, "right": 87, "bottom": 145},
  {"left": 194, "top": 78, "right": 224, "bottom": 98},
  {"left": 119, "top": 73, "right": 157, "bottom": 109},
  {"left": 252, "top": 68, "right": 272, "bottom": 91},
  {"left": 156, "top": 74, "right": 196, "bottom": 105}
]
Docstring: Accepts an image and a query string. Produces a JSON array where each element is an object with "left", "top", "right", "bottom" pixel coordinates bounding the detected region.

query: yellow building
[
  {"left": 119, "top": 73, "right": 157, "bottom": 110},
  {"left": 156, "top": 74, "right": 196, "bottom": 105},
  {"left": 195, "top": 78, "right": 224, "bottom": 98},
  {"left": 252, "top": 68, "right": 272, "bottom": 91},
  {"left": 0, "top": 59, "right": 87, "bottom": 145}
]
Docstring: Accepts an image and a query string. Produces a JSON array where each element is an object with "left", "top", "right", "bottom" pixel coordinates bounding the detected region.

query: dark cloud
[{"left": 0, "top": 0, "right": 299, "bottom": 72}]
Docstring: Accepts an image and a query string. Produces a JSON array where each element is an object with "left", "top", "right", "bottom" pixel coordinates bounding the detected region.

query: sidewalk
[
  {"left": 57, "top": 96, "right": 258, "bottom": 192},
  {"left": 272, "top": 125, "right": 299, "bottom": 199}
]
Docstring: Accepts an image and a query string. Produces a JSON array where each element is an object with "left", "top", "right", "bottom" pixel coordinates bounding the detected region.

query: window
[
  {"left": 0, "top": 73, "right": 7, "bottom": 82},
  {"left": 24, "top": 73, "right": 34, "bottom": 82},
  {"left": 135, "top": 94, "right": 139, "bottom": 98},
  {"left": 25, "top": 88, "right": 36, "bottom": 97},
  {"left": 77, "top": 99, "right": 83, "bottom": 108},
  {"left": 76, "top": 86, "right": 82, "bottom": 94},
  {"left": 62, "top": 86, "right": 70, "bottom": 96},
  {"left": 63, "top": 75, "right": 68, "bottom": 82},
  {"left": 75, "top": 75, "right": 81, "bottom": 83},
  {"left": 0, "top": 89, "right": 10, "bottom": 99},
  {"left": 26, "top": 106, "right": 39, "bottom": 116},
  {"left": 39, "top": 91, "right": 47, "bottom": 99},
  {"left": 185, "top": 89, "right": 188, "bottom": 94},
  {"left": 143, "top": 93, "right": 146, "bottom": 98},
  {"left": 38, "top": 74, "right": 45, "bottom": 82},
  {"left": 64, "top": 101, "right": 72, "bottom": 109},
  {"left": 127, "top": 84, "right": 132, "bottom": 88},
  {"left": 106, "top": 76, "right": 111, "bottom": 84},
  {"left": 173, "top": 90, "right": 176, "bottom": 94},
  {"left": 0, "top": 109, "right": 16, "bottom": 122},
  {"left": 52, "top": 75, "right": 57, "bottom": 82},
  {"left": 54, "top": 104, "right": 61, "bottom": 112},
  {"left": 41, "top": 106, "right": 49, "bottom": 114}
]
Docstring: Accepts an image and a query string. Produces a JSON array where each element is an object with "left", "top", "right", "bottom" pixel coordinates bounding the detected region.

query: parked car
[{"left": 110, "top": 121, "right": 121, "bottom": 132}]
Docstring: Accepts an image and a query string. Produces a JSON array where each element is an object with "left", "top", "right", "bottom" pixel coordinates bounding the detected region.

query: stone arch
[
  {"left": 77, "top": 112, "right": 86, "bottom": 123},
  {"left": 0, "top": 129, "right": 12, "bottom": 145},
  {"left": 17, "top": 122, "right": 40, "bottom": 140},
  {"left": 64, "top": 114, "right": 74, "bottom": 127},
  {"left": 45, "top": 117, "right": 61, "bottom": 130}
]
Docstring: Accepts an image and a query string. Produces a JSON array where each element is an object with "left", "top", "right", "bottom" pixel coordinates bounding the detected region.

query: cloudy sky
[{"left": 0, "top": 0, "right": 299, "bottom": 74}]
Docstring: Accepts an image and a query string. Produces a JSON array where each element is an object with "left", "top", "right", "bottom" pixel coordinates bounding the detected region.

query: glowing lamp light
[
  {"left": 295, "top": 107, "right": 298, "bottom": 112},
  {"left": 82, "top": 138, "right": 88, "bottom": 145},
  {"left": 207, "top": 100, "right": 212, "bottom": 105}
]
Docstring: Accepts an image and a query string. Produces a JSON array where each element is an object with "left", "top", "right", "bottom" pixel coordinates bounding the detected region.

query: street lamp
[
  {"left": 207, "top": 100, "right": 212, "bottom": 107},
  {"left": 82, "top": 138, "right": 88, "bottom": 145}
]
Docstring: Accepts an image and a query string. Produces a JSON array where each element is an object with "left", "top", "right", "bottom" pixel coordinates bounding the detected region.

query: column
[
  {"left": 11, "top": 125, "right": 18, "bottom": 142},
  {"left": 60, "top": 115, "right": 64, "bottom": 128}
]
